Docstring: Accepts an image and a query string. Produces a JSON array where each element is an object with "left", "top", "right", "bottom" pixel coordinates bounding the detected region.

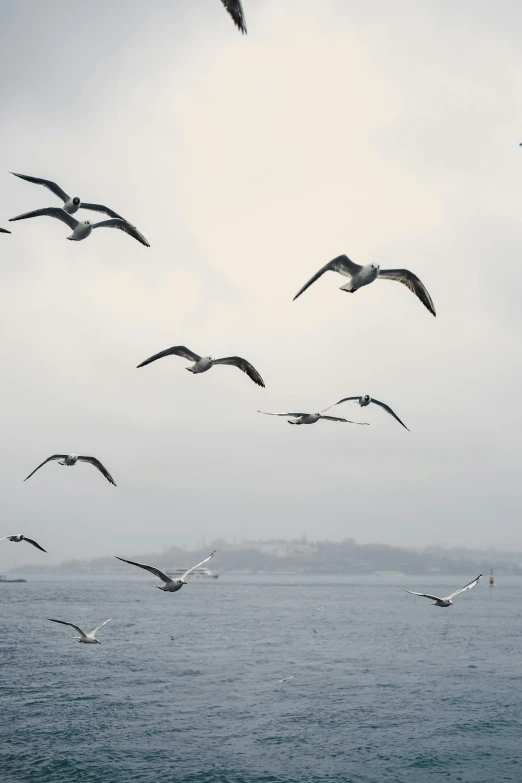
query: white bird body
[
  {"left": 188, "top": 356, "right": 214, "bottom": 374},
  {"left": 399, "top": 575, "right": 482, "bottom": 607},
  {"left": 63, "top": 196, "right": 81, "bottom": 214},
  {"left": 339, "top": 263, "right": 379, "bottom": 292},
  {"left": 67, "top": 221, "right": 93, "bottom": 241},
  {"left": 48, "top": 618, "right": 112, "bottom": 643},
  {"left": 59, "top": 453, "right": 78, "bottom": 466}
]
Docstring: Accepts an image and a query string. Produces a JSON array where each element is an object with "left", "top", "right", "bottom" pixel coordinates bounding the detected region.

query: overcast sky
[{"left": 1, "top": 0, "right": 522, "bottom": 567}]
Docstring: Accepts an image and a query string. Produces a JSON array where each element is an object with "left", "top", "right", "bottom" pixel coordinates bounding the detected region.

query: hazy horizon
[{"left": 2, "top": 0, "right": 522, "bottom": 572}]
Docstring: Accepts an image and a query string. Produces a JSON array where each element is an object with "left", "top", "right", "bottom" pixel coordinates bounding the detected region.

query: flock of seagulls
[{"left": 1, "top": 0, "right": 487, "bottom": 646}]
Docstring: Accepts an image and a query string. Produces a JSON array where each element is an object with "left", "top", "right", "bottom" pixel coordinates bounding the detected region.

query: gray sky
[{"left": 1, "top": 0, "right": 522, "bottom": 566}]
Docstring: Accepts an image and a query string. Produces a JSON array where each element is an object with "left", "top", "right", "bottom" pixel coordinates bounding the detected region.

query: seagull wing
[
  {"left": 77, "top": 456, "right": 116, "bottom": 486},
  {"left": 0, "top": 227, "right": 11, "bottom": 233},
  {"left": 137, "top": 345, "right": 202, "bottom": 368},
  {"left": 87, "top": 618, "right": 112, "bottom": 637},
  {"left": 11, "top": 172, "right": 69, "bottom": 202},
  {"left": 114, "top": 556, "right": 172, "bottom": 584},
  {"left": 444, "top": 574, "right": 482, "bottom": 601},
  {"left": 23, "top": 537, "right": 47, "bottom": 553},
  {"left": 92, "top": 218, "right": 149, "bottom": 247},
  {"left": 80, "top": 203, "right": 126, "bottom": 220},
  {"left": 24, "top": 455, "right": 68, "bottom": 482},
  {"left": 9, "top": 207, "right": 78, "bottom": 230},
  {"left": 48, "top": 619, "right": 86, "bottom": 637},
  {"left": 181, "top": 550, "right": 217, "bottom": 581},
  {"left": 398, "top": 586, "right": 442, "bottom": 601},
  {"left": 213, "top": 356, "right": 265, "bottom": 387},
  {"left": 378, "top": 269, "right": 436, "bottom": 316},
  {"left": 221, "top": 0, "right": 247, "bottom": 33},
  {"left": 370, "top": 398, "right": 409, "bottom": 431},
  {"left": 293, "top": 255, "right": 362, "bottom": 301},
  {"left": 258, "top": 411, "right": 308, "bottom": 417},
  {"left": 320, "top": 415, "right": 369, "bottom": 424}
]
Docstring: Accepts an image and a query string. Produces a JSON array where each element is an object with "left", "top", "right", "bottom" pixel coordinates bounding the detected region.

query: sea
[{"left": 0, "top": 573, "right": 520, "bottom": 783}]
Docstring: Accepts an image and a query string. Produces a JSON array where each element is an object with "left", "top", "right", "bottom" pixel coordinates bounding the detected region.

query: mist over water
[{"left": 1, "top": 574, "right": 520, "bottom": 783}]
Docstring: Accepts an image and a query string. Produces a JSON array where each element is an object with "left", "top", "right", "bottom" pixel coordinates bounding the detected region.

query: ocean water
[{"left": 0, "top": 573, "right": 520, "bottom": 783}]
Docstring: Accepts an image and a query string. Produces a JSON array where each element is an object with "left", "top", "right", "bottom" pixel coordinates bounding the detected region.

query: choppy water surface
[{"left": 1, "top": 574, "right": 521, "bottom": 783}]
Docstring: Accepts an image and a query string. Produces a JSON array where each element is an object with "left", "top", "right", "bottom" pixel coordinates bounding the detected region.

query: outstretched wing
[
  {"left": 398, "top": 586, "right": 442, "bottom": 601},
  {"left": 9, "top": 207, "right": 78, "bottom": 230},
  {"left": 213, "top": 356, "right": 265, "bottom": 387},
  {"left": 11, "top": 172, "right": 69, "bottom": 202},
  {"left": 80, "top": 203, "right": 126, "bottom": 220},
  {"left": 92, "top": 218, "right": 149, "bottom": 247},
  {"left": 77, "top": 456, "right": 116, "bottom": 486},
  {"left": 370, "top": 398, "right": 409, "bottom": 431},
  {"left": 24, "top": 455, "right": 68, "bottom": 482},
  {"left": 181, "top": 550, "right": 216, "bottom": 581},
  {"left": 293, "top": 255, "right": 362, "bottom": 301},
  {"left": 23, "top": 537, "right": 47, "bottom": 553},
  {"left": 114, "top": 556, "right": 172, "bottom": 584},
  {"left": 48, "top": 618, "right": 86, "bottom": 636},
  {"left": 137, "top": 345, "right": 201, "bottom": 368},
  {"left": 0, "top": 227, "right": 11, "bottom": 233},
  {"left": 445, "top": 574, "right": 482, "bottom": 601},
  {"left": 320, "top": 415, "right": 369, "bottom": 424},
  {"left": 221, "top": 0, "right": 247, "bottom": 33},
  {"left": 378, "top": 269, "right": 436, "bottom": 316},
  {"left": 258, "top": 411, "right": 308, "bottom": 417},
  {"left": 88, "top": 618, "right": 112, "bottom": 637}
]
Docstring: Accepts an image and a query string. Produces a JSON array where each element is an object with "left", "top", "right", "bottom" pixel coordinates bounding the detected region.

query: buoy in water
[{"left": 489, "top": 569, "right": 495, "bottom": 587}]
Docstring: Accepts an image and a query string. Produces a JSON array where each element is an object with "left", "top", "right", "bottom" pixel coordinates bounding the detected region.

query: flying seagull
[
  {"left": 257, "top": 410, "right": 369, "bottom": 426},
  {"left": 24, "top": 454, "right": 116, "bottom": 486},
  {"left": 0, "top": 227, "right": 10, "bottom": 233},
  {"left": 276, "top": 676, "right": 294, "bottom": 683},
  {"left": 48, "top": 618, "right": 112, "bottom": 644},
  {"left": 137, "top": 345, "right": 264, "bottom": 387},
  {"left": 0, "top": 534, "right": 46, "bottom": 553},
  {"left": 221, "top": 0, "right": 247, "bottom": 33},
  {"left": 114, "top": 551, "right": 216, "bottom": 592},
  {"left": 398, "top": 575, "right": 482, "bottom": 607},
  {"left": 9, "top": 207, "right": 149, "bottom": 246},
  {"left": 293, "top": 254, "right": 436, "bottom": 316},
  {"left": 326, "top": 395, "right": 409, "bottom": 430},
  {"left": 10, "top": 172, "right": 129, "bottom": 220}
]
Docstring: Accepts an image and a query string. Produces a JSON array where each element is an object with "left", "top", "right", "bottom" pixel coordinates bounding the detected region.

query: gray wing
[
  {"left": 323, "top": 396, "right": 359, "bottom": 412},
  {"left": 88, "top": 618, "right": 112, "bottom": 637},
  {"left": 444, "top": 574, "right": 482, "bottom": 601},
  {"left": 221, "top": 0, "right": 247, "bottom": 33},
  {"left": 11, "top": 172, "right": 69, "bottom": 202},
  {"left": 80, "top": 203, "right": 126, "bottom": 220},
  {"left": 92, "top": 218, "right": 149, "bottom": 247},
  {"left": 213, "top": 356, "right": 265, "bottom": 387},
  {"left": 320, "top": 415, "right": 369, "bottom": 424},
  {"left": 9, "top": 207, "right": 78, "bottom": 230},
  {"left": 181, "top": 550, "right": 216, "bottom": 581},
  {"left": 23, "top": 537, "right": 47, "bottom": 553},
  {"left": 0, "top": 227, "right": 11, "bottom": 233},
  {"left": 114, "top": 556, "right": 172, "bottom": 584},
  {"left": 48, "top": 619, "right": 86, "bottom": 636},
  {"left": 378, "top": 269, "right": 436, "bottom": 316},
  {"left": 293, "top": 255, "right": 362, "bottom": 301},
  {"left": 77, "top": 456, "right": 116, "bottom": 486},
  {"left": 137, "top": 345, "right": 201, "bottom": 368},
  {"left": 24, "top": 455, "right": 68, "bottom": 482},
  {"left": 398, "top": 586, "right": 442, "bottom": 601},
  {"left": 370, "top": 398, "right": 409, "bottom": 431},
  {"left": 257, "top": 410, "right": 308, "bottom": 417}
]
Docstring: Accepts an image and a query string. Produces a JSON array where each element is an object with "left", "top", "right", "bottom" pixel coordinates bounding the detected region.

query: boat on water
[
  {"left": 0, "top": 574, "right": 27, "bottom": 583},
  {"left": 165, "top": 567, "right": 219, "bottom": 580}
]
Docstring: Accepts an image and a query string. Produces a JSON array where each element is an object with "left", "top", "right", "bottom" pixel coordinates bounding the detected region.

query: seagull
[
  {"left": 9, "top": 206, "right": 149, "bottom": 246},
  {"left": 257, "top": 410, "right": 369, "bottom": 426},
  {"left": 0, "top": 534, "right": 47, "bottom": 552},
  {"left": 114, "top": 551, "right": 217, "bottom": 593},
  {"left": 137, "top": 346, "right": 265, "bottom": 387},
  {"left": 398, "top": 575, "right": 482, "bottom": 608},
  {"left": 221, "top": 0, "right": 247, "bottom": 33},
  {"left": 48, "top": 618, "right": 112, "bottom": 644},
  {"left": 326, "top": 395, "right": 409, "bottom": 430},
  {"left": 0, "top": 227, "right": 10, "bottom": 233},
  {"left": 276, "top": 676, "right": 294, "bottom": 683},
  {"left": 293, "top": 254, "right": 436, "bottom": 316},
  {"left": 10, "top": 172, "right": 129, "bottom": 220},
  {"left": 24, "top": 454, "right": 116, "bottom": 486}
]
